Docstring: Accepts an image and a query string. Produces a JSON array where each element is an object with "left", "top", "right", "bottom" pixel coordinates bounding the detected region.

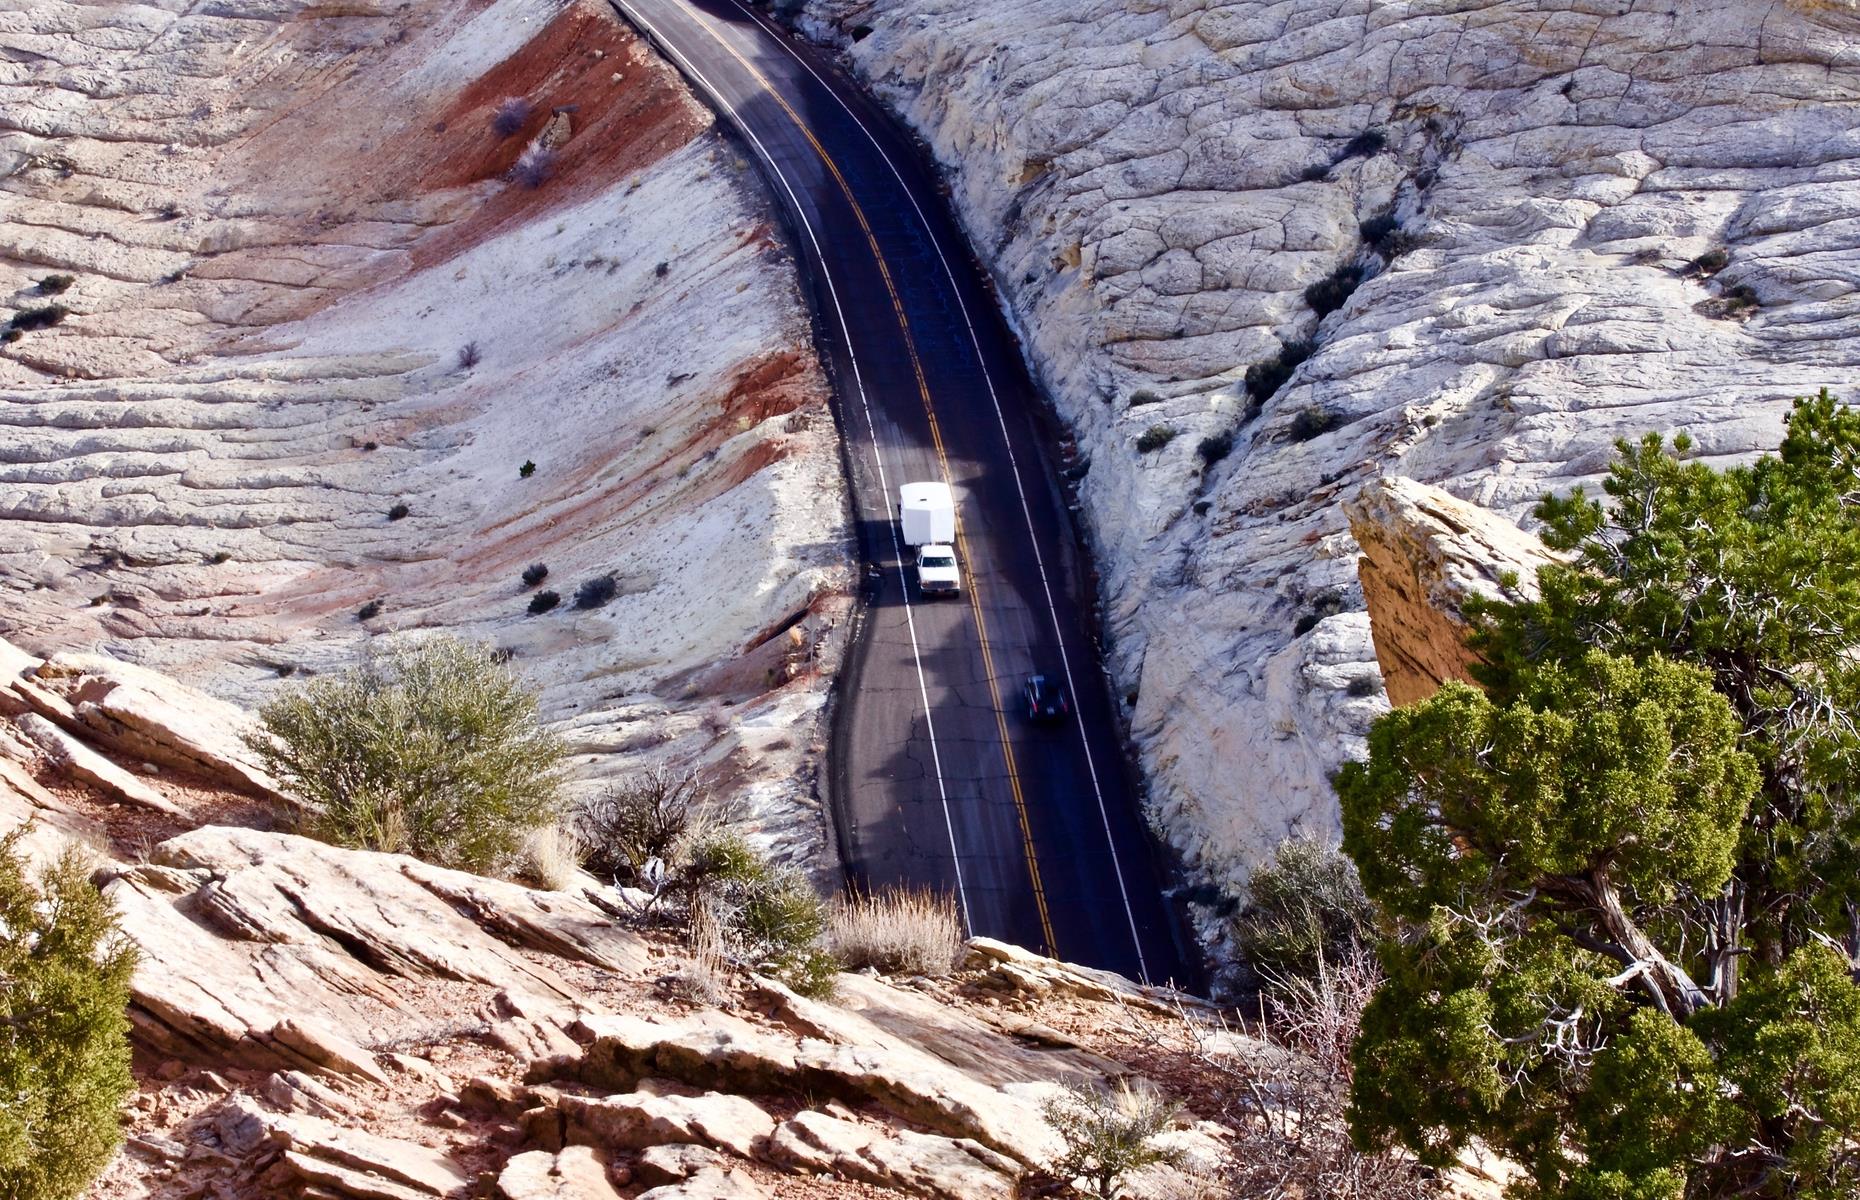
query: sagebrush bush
[
  {"left": 246, "top": 637, "right": 565, "bottom": 873},
  {"left": 521, "top": 563, "right": 549, "bottom": 588},
  {"left": 9, "top": 305, "right": 68, "bottom": 332},
  {"left": 1042, "top": 1079, "right": 1184, "bottom": 1199},
  {"left": 1135, "top": 424, "right": 1176, "bottom": 453},
  {"left": 34, "top": 275, "right": 74, "bottom": 296},
  {"left": 0, "top": 835, "right": 135, "bottom": 1200},
  {"left": 1288, "top": 406, "right": 1337, "bottom": 443},
  {"left": 679, "top": 832, "right": 838, "bottom": 998},
  {"left": 1304, "top": 264, "right": 1365, "bottom": 318},
  {"left": 1196, "top": 432, "right": 1233, "bottom": 465},
  {"left": 575, "top": 573, "right": 619, "bottom": 609},
  {"left": 1127, "top": 388, "right": 1162, "bottom": 407},
  {"left": 511, "top": 146, "right": 558, "bottom": 189},
  {"left": 1244, "top": 339, "right": 1314, "bottom": 408},
  {"left": 492, "top": 96, "right": 532, "bottom": 138},
  {"left": 1234, "top": 837, "right": 1376, "bottom": 982},
  {"left": 827, "top": 888, "right": 965, "bottom": 976},
  {"left": 528, "top": 590, "right": 560, "bottom": 615}
]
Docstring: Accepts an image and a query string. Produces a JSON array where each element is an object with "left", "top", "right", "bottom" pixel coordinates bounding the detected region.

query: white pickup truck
[{"left": 898, "top": 482, "right": 961, "bottom": 597}]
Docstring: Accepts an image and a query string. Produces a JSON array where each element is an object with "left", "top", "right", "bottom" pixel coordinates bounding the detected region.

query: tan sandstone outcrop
[{"left": 1344, "top": 476, "right": 1564, "bottom": 707}]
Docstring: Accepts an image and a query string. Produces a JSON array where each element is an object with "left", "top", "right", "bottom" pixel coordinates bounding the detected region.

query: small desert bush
[
  {"left": 520, "top": 822, "right": 586, "bottom": 891},
  {"left": 386, "top": 502, "right": 410, "bottom": 521},
  {"left": 0, "top": 834, "right": 135, "bottom": 1200},
  {"left": 457, "top": 341, "right": 481, "bottom": 369},
  {"left": 34, "top": 274, "right": 74, "bottom": 296},
  {"left": 1338, "top": 128, "right": 1386, "bottom": 159},
  {"left": 247, "top": 637, "right": 566, "bottom": 874},
  {"left": 9, "top": 305, "right": 68, "bottom": 332},
  {"left": 1042, "top": 1079, "right": 1185, "bottom": 1199},
  {"left": 510, "top": 146, "right": 558, "bottom": 189},
  {"left": 492, "top": 96, "right": 532, "bottom": 138},
  {"left": 574, "top": 766, "right": 703, "bottom": 883},
  {"left": 827, "top": 888, "right": 965, "bottom": 976},
  {"left": 521, "top": 563, "right": 549, "bottom": 588},
  {"left": 356, "top": 598, "right": 383, "bottom": 621},
  {"left": 1288, "top": 406, "right": 1337, "bottom": 443},
  {"left": 1234, "top": 837, "right": 1376, "bottom": 983},
  {"left": 1244, "top": 339, "right": 1314, "bottom": 409},
  {"left": 679, "top": 832, "right": 838, "bottom": 998},
  {"left": 575, "top": 573, "right": 619, "bottom": 609},
  {"left": 528, "top": 590, "right": 560, "bottom": 615},
  {"left": 1127, "top": 388, "right": 1162, "bottom": 407},
  {"left": 1304, "top": 263, "right": 1365, "bottom": 318},
  {"left": 1135, "top": 424, "right": 1176, "bottom": 453},
  {"left": 1196, "top": 432, "right": 1233, "bottom": 465}
]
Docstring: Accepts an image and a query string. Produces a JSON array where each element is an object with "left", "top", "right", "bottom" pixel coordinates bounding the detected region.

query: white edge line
[
  {"left": 612, "top": 0, "right": 974, "bottom": 935},
  {"left": 722, "top": 0, "right": 1152, "bottom": 981}
]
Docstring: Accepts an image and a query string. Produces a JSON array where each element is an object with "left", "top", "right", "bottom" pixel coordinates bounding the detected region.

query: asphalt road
[{"left": 611, "top": 0, "right": 1196, "bottom": 988}]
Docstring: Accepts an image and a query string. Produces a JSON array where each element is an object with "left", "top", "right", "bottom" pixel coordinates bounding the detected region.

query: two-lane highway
[{"left": 612, "top": 0, "right": 1195, "bottom": 987}]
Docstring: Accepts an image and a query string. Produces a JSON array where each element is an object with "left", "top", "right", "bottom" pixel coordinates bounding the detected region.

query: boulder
[
  {"left": 556, "top": 1089, "right": 775, "bottom": 1158},
  {"left": 228, "top": 1097, "right": 469, "bottom": 1196},
  {"left": 635, "top": 1144, "right": 728, "bottom": 1186},
  {"left": 767, "top": 1110, "right": 1019, "bottom": 1199},
  {"left": 14, "top": 711, "right": 181, "bottom": 814},
  {"left": 497, "top": 1147, "right": 624, "bottom": 1200},
  {"left": 34, "top": 651, "right": 284, "bottom": 797},
  {"left": 1344, "top": 477, "right": 1564, "bottom": 707},
  {"left": 636, "top": 1165, "right": 768, "bottom": 1200},
  {"left": 560, "top": 1009, "right": 1059, "bottom": 1164}
]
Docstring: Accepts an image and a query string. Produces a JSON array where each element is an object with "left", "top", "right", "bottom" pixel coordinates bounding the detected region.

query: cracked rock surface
[
  {"left": 799, "top": 0, "right": 1860, "bottom": 933},
  {"left": 0, "top": 0, "right": 851, "bottom": 864}
]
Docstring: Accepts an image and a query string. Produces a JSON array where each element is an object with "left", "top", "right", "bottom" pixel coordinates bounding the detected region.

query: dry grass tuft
[
  {"left": 827, "top": 887, "right": 965, "bottom": 977},
  {"left": 520, "top": 821, "right": 586, "bottom": 891}
]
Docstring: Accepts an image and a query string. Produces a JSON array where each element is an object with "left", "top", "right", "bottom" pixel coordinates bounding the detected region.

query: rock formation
[
  {"left": 795, "top": 0, "right": 1860, "bottom": 907},
  {"left": 1, "top": 0, "right": 850, "bottom": 865},
  {"left": 1343, "top": 476, "right": 1562, "bottom": 707},
  {"left": 0, "top": 642, "right": 1245, "bottom": 1200}
]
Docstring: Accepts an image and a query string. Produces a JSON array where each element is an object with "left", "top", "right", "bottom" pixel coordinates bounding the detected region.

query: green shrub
[
  {"left": 678, "top": 832, "right": 838, "bottom": 998},
  {"left": 1127, "top": 388, "right": 1162, "bottom": 407},
  {"left": 1244, "top": 339, "right": 1315, "bottom": 408},
  {"left": 1135, "top": 424, "right": 1176, "bottom": 453},
  {"left": 1304, "top": 264, "right": 1365, "bottom": 318},
  {"left": 34, "top": 275, "right": 74, "bottom": 296},
  {"left": 246, "top": 637, "right": 565, "bottom": 873},
  {"left": 8, "top": 306, "right": 68, "bottom": 332},
  {"left": 0, "top": 834, "right": 135, "bottom": 1200},
  {"left": 1234, "top": 838, "right": 1377, "bottom": 982},
  {"left": 1041, "top": 1079, "right": 1184, "bottom": 1199},
  {"left": 575, "top": 573, "right": 619, "bottom": 609},
  {"left": 1289, "top": 406, "right": 1337, "bottom": 442},
  {"left": 521, "top": 563, "right": 549, "bottom": 588},
  {"left": 386, "top": 502, "right": 410, "bottom": 521},
  {"left": 1196, "top": 432, "right": 1233, "bottom": 464},
  {"left": 527, "top": 590, "right": 560, "bottom": 615}
]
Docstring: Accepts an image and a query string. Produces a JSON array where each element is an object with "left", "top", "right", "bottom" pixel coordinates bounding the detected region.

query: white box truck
[{"left": 898, "top": 482, "right": 961, "bottom": 596}]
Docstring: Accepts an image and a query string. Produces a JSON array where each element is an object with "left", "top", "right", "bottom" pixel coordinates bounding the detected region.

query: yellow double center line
[{"left": 673, "top": 7, "right": 1057, "bottom": 954}]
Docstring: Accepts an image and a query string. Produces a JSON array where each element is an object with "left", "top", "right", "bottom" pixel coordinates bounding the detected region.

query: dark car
[{"left": 1024, "top": 674, "right": 1068, "bottom": 722}]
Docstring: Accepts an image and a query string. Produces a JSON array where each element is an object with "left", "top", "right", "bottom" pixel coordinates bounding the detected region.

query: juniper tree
[
  {"left": 1340, "top": 391, "right": 1860, "bottom": 1198},
  {"left": 0, "top": 835, "right": 135, "bottom": 1200}
]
